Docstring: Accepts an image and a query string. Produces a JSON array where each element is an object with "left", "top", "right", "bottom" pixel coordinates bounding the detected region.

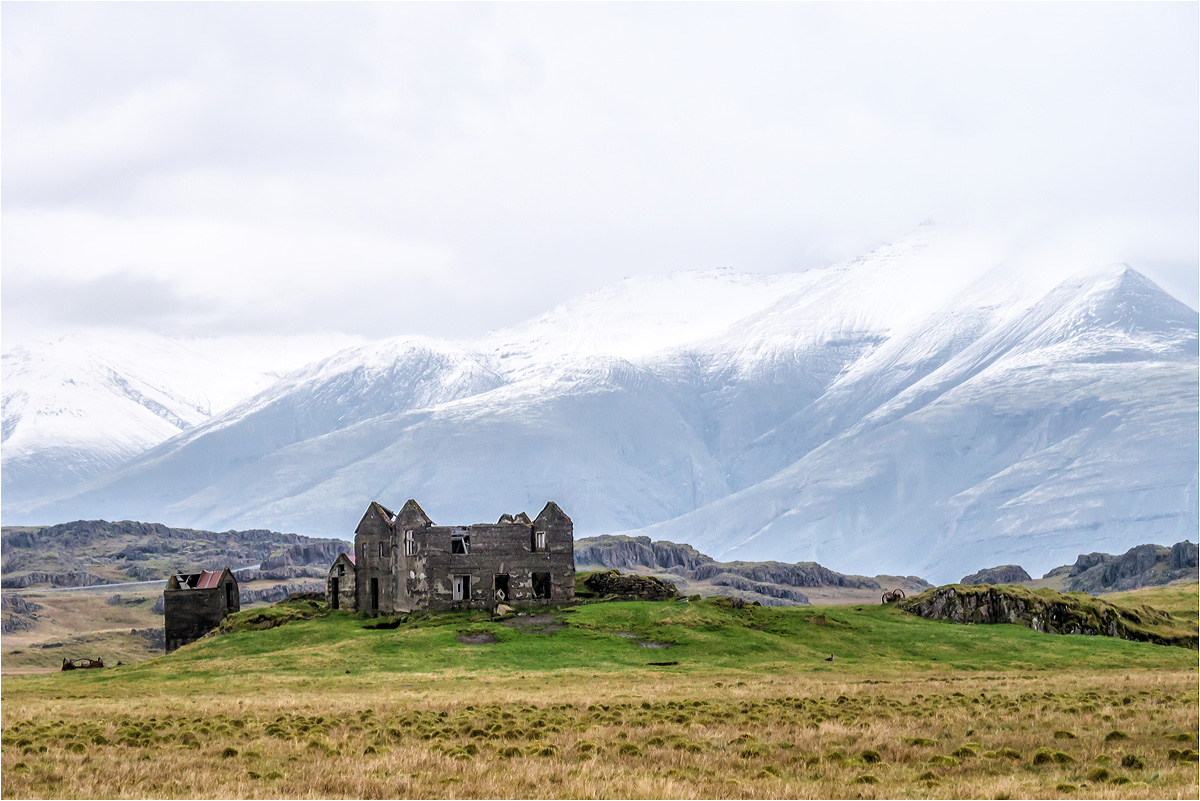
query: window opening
[
  {"left": 453, "top": 574, "right": 471, "bottom": 601},
  {"left": 493, "top": 574, "right": 510, "bottom": 603},
  {"left": 451, "top": 532, "right": 470, "bottom": 554},
  {"left": 370, "top": 578, "right": 379, "bottom": 611},
  {"left": 532, "top": 572, "right": 551, "bottom": 599},
  {"left": 404, "top": 529, "right": 416, "bottom": 556},
  {"left": 225, "top": 581, "right": 236, "bottom": 609},
  {"left": 378, "top": 541, "right": 389, "bottom": 558}
]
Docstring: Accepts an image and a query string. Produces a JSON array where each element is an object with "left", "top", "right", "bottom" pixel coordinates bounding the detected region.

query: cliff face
[
  {"left": 959, "top": 565, "right": 1033, "bottom": 585},
  {"left": 573, "top": 534, "right": 927, "bottom": 606},
  {"left": 899, "top": 585, "right": 1196, "bottom": 649},
  {"left": 1056, "top": 541, "right": 1198, "bottom": 593},
  {"left": 574, "top": 536, "right": 712, "bottom": 572},
  {"left": 0, "top": 519, "right": 351, "bottom": 589},
  {"left": 692, "top": 560, "right": 878, "bottom": 589}
]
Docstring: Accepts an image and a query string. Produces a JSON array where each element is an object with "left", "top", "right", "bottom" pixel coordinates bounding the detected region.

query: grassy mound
[
  {"left": 899, "top": 584, "right": 1197, "bottom": 648},
  {"left": 218, "top": 598, "right": 327, "bottom": 634}
]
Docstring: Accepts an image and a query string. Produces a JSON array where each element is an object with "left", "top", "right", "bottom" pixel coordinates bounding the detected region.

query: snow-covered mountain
[
  {"left": 5, "top": 229, "right": 1196, "bottom": 583},
  {"left": 1, "top": 331, "right": 362, "bottom": 504}
]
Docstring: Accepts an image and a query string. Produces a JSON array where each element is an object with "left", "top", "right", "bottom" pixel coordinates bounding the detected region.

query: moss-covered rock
[{"left": 898, "top": 584, "right": 1196, "bottom": 648}]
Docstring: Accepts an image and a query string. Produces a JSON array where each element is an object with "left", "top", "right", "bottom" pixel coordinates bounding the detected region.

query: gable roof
[
  {"left": 534, "top": 501, "right": 572, "bottom": 527},
  {"left": 169, "top": 569, "right": 230, "bottom": 590},
  {"left": 398, "top": 498, "right": 434, "bottom": 526}
]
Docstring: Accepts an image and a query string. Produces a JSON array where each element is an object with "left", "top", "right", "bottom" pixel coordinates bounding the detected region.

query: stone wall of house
[
  {"left": 163, "top": 576, "right": 239, "bottom": 652},
  {"left": 354, "top": 503, "right": 397, "bottom": 616},
  {"left": 398, "top": 502, "right": 575, "bottom": 612},
  {"left": 325, "top": 555, "right": 357, "bottom": 611}
]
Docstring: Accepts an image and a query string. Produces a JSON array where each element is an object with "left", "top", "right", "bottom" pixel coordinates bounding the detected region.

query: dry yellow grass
[{"left": 3, "top": 667, "right": 1196, "bottom": 799}]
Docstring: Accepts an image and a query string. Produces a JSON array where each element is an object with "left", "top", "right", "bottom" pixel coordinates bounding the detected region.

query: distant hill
[
  {"left": 0, "top": 520, "right": 350, "bottom": 589},
  {"left": 1042, "top": 541, "right": 1197, "bottom": 594},
  {"left": 574, "top": 534, "right": 931, "bottom": 606}
]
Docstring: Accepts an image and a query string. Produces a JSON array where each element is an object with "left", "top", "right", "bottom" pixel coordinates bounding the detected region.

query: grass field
[{"left": 2, "top": 585, "right": 1196, "bottom": 799}]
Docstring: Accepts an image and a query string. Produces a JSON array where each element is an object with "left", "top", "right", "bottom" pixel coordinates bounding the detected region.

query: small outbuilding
[{"left": 163, "top": 568, "right": 240, "bottom": 653}]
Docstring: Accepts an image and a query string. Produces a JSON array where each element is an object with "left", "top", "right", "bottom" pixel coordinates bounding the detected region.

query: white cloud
[{"left": 3, "top": 2, "right": 1196, "bottom": 341}]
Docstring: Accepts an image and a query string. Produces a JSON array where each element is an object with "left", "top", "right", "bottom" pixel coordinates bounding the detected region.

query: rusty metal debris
[
  {"left": 881, "top": 589, "right": 905, "bottom": 604},
  {"left": 61, "top": 657, "right": 104, "bottom": 671}
]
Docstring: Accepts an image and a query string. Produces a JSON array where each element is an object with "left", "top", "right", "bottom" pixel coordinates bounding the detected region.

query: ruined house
[
  {"left": 163, "top": 568, "right": 239, "bottom": 652},
  {"left": 328, "top": 499, "right": 575, "bottom": 614}
]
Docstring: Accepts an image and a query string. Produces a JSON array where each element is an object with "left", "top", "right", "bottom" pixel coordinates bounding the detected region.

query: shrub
[
  {"left": 1105, "top": 730, "right": 1129, "bottom": 742},
  {"left": 222, "top": 747, "right": 238, "bottom": 759},
  {"left": 1087, "top": 768, "right": 1110, "bottom": 782},
  {"left": 1120, "top": 754, "right": 1145, "bottom": 770}
]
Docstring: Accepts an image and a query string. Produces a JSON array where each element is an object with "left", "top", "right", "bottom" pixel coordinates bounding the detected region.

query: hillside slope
[{"left": 7, "top": 229, "right": 1197, "bottom": 584}]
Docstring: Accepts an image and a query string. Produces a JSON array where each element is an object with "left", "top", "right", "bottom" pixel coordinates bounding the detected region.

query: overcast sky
[{"left": 3, "top": 2, "right": 1197, "bottom": 343}]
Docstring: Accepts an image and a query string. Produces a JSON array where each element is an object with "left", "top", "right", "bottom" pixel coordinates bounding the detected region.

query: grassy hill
[{"left": 2, "top": 585, "right": 1196, "bottom": 799}]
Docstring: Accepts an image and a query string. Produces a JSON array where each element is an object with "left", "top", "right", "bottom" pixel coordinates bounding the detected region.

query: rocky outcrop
[
  {"left": 239, "top": 581, "right": 324, "bottom": 606},
  {"left": 1045, "top": 540, "right": 1198, "bottom": 593},
  {"left": 1, "top": 594, "right": 42, "bottom": 633},
  {"left": 573, "top": 535, "right": 926, "bottom": 607},
  {"left": 960, "top": 565, "right": 1032, "bottom": 585},
  {"left": 106, "top": 594, "right": 149, "bottom": 607},
  {"left": 0, "top": 571, "right": 112, "bottom": 589},
  {"left": 691, "top": 560, "right": 878, "bottom": 589},
  {"left": 583, "top": 570, "right": 679, "bottom": 601},
  {"left": 574, "top": 536, "right": 712, "bottom": 572},
  {"left": 234, "top": 566, "right": 329, "bottom": 581},
  {"left": 900, "top": 585, "right": 1196, "bottom": 649},
  {"left": 0, "top": 519, "right": 353, "bottom": 589},
  {"left": 703, "top": 572, "right": 810, "bottom": 603},
  {"left": 260, "top": 542, "right": 351, "bottom": 570}
]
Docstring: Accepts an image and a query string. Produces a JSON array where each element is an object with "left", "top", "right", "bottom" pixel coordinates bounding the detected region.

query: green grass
[{"left": 7, "top": 593, "right": 1192, "bottom": 698}]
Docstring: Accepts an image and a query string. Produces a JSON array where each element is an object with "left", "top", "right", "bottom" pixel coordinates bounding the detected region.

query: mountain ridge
[{"left": 4, "top": 230, "right": 1195, "bottom": 584}]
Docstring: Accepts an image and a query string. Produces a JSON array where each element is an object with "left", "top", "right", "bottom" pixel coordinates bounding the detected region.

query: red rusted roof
[
  {"left": 194, "top": 570, "right": 223, "bottom": 589},
  {"left": 345, "top": 553, "right": 356, "bottom": 565}
]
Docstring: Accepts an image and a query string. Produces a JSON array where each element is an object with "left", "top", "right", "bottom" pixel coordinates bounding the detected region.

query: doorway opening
[{"left": 493, "top": 574, "right": 510, "bottom": 603}]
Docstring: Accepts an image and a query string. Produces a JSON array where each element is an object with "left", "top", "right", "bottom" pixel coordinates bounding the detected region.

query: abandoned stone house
[
  {"left": 327, "top": 499, "right": 575, "bottom": 614},
  {"left": 163, "top": 568, "right": 239, "bottom": 653}
]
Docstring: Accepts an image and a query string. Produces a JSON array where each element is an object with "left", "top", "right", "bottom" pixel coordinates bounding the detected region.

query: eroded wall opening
[
  {"left": 494, "top": 574, "right": 510, "bottom": 602},
  {"left": 533, "top": 572, "right": 551, "bottom": 599}
]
